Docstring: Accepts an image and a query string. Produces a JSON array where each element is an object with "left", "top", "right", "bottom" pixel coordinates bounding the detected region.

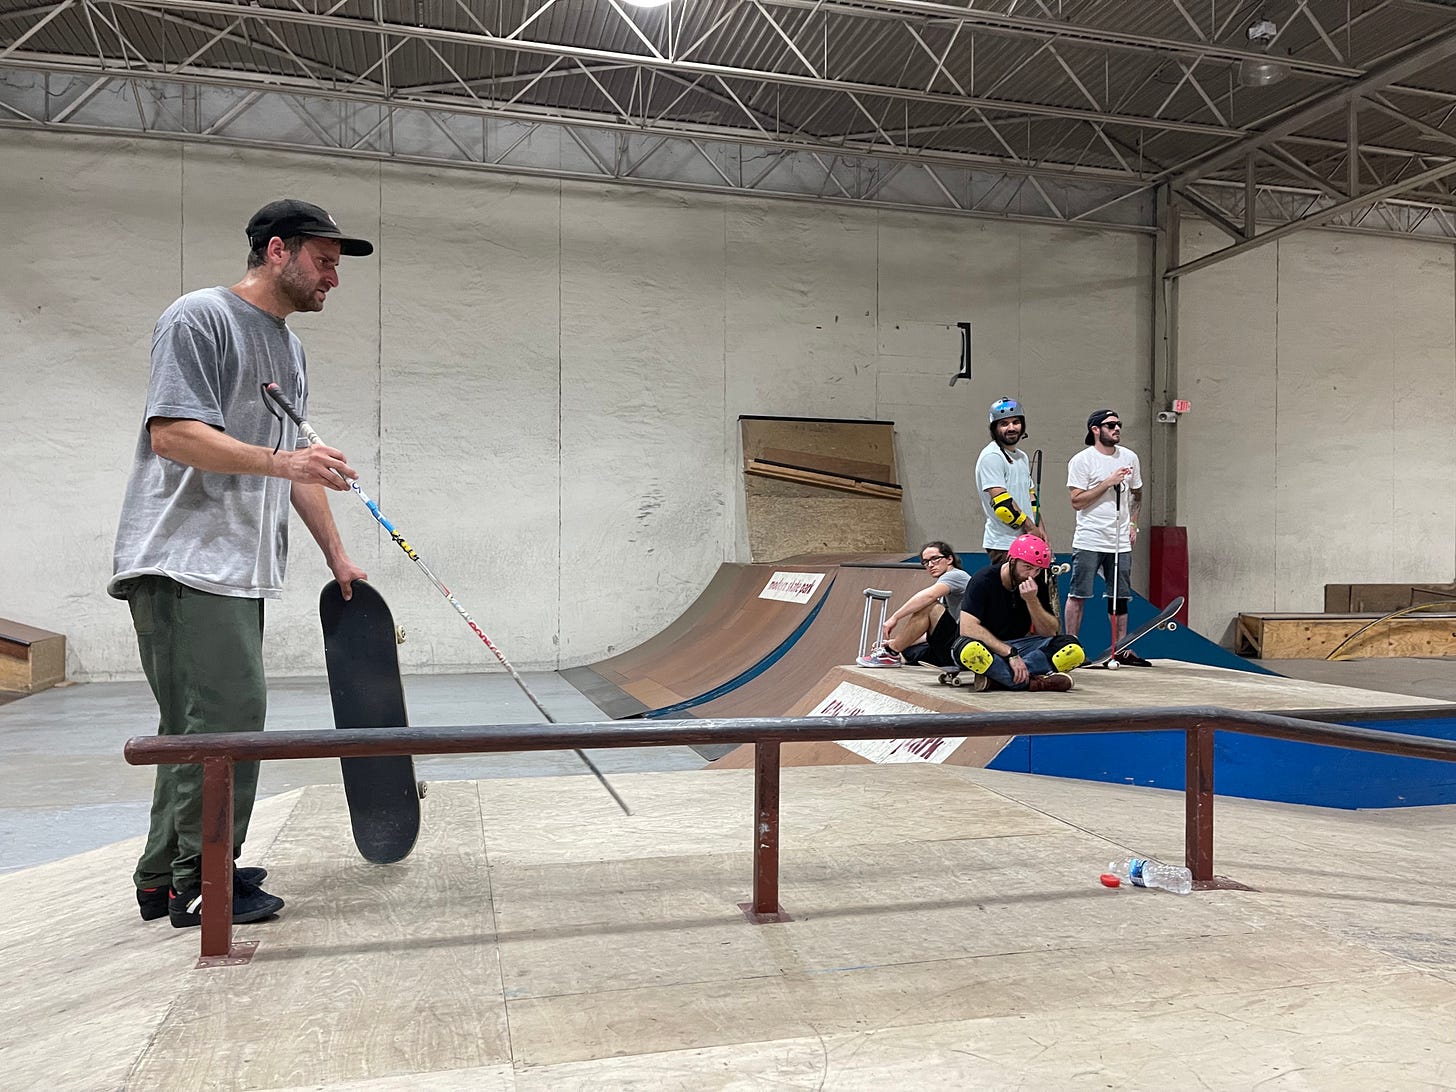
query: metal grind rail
[{"left": 124, "top": 706, "right": 1456, "bottom": 965}]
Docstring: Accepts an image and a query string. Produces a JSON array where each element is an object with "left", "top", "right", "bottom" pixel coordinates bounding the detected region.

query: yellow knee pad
[
  {"left": 955, "top": 639, "right": 994, "bottom": 674},
  {"left": 1050, "top": 641, "right": 1086, "bottom": 672}
]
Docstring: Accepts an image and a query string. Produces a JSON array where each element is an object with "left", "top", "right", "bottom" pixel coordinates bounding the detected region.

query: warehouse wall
[
  {"left": 1177, "top": 221, "right": 1456, "bottom": 643},
  {"left": 3, "top": 131, "right": 1153, "bottom": 678}
]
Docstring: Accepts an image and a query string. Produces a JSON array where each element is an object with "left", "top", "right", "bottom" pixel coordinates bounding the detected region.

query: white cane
[{"left": 1107, "top": 482, "right": 1123, "bottom": 670}]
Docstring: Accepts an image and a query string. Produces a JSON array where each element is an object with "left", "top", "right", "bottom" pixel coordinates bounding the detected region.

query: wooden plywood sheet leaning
[
  {"left": 1324, "top": 582, "right": 1456, "bottom": 613},
  {"left": 740, "top": 416, "right": 905, "bottom": 561}
]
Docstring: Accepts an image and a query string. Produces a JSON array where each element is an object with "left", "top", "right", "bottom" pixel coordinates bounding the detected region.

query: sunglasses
[
  {"left": 920, "top": 555, "right": 949, "bottom": 567},
  {"left": 1099, "top": 421, "right": 1123, "bottom": 429}
]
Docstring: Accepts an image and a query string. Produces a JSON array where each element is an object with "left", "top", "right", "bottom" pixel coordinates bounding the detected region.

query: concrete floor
[
  {"left": 0, "top": 672, "right": 700, "bottom": 875},
  {"left": 1259, "top": 655, "right": 1456, "bottom": 702},
  {"left": 4, "top": 763, "right": 1456, "bottom": 1088},
  {"left": 3, "top": 658, "right": 1455, "bottom": 1087}
]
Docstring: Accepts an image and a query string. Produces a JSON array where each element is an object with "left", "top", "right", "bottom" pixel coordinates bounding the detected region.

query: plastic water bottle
[{"left": 1107, "top": 856, "right": 1193, "bottom": 895}]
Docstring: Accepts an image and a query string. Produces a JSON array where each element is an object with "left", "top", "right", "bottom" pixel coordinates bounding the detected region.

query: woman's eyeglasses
[{"left": 921, "top": 555, "right": 948, "bottom": 567}]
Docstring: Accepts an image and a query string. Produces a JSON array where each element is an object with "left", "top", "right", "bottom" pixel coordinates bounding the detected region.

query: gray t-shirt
[
  {"left": 109, "top": 287, "right": 307, "bottom": 599},
  {"left": 936, "top": 566, "right": 971, "bottom": 618}
]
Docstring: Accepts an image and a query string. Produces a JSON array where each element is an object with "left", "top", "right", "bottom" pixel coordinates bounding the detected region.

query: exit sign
[{"left": 1172, "top": 399, "right": 1192, "bottom": 413}]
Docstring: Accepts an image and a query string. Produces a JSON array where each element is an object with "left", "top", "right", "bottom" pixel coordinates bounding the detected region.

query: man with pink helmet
[{"left": 950, "top": 533, "right": 1085, "bottom": 692}]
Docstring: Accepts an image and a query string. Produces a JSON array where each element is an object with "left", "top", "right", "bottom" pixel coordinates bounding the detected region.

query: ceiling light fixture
[
  {"left": 623, "top": 0, "right": 672, "bottom": 7},
  {"left": 1239, "top": 18, "right": 1288, "bottom": 87}
]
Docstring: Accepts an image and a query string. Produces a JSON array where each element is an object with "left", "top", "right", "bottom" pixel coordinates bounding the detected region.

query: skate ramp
[
  {"left": 562, "top": 562, "right": 837, "bottom": 718},
  {"left": 687, "top": 564, "right": 933, "bottom": 719}
]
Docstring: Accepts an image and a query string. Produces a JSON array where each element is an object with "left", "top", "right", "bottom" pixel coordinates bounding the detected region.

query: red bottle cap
[{"left": 1099, "top": 873, "right": 1121, "bottom": 888}]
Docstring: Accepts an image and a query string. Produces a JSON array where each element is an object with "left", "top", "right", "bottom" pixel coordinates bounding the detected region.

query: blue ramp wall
[{"left": 988, "top": 564, "right": 1456, "bottom": 809}]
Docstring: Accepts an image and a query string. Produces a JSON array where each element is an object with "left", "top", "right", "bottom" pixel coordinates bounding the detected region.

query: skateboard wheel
[
  {"left": 1167, "top": 621, "right": 1178, "bottom": 632},
  {"left": 417, "top": 781, "right": 428, "bottom": 798},
  {"left": 395, "top": 627, "right": 407, "bottom": 645}
]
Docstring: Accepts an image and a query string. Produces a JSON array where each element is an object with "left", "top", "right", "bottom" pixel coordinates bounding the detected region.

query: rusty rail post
[
  {"left": 198, "top": 755, "right": 252, "bottom": 966},
  {"left": 742, "top": 740, "right": 791, "bottom": 923},
  {"left": 1185, "top": 721, "right": 1214, "bottom": 881}
]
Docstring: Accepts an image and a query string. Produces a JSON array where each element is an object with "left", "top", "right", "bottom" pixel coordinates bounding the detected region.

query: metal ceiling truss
[
  {"left": 0, "top": 66, "right": 1157, "bottom": 228},
  {"left": 3, "top": 0, "right": 1456, "bottom": 247}
]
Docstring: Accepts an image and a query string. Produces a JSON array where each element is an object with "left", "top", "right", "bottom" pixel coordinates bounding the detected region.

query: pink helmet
[{"left": 1007, "top": 534, "right": 1051, "bottom": 570}]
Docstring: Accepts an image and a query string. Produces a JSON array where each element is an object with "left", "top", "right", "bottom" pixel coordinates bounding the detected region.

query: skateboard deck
[
  {"left": 1086, "top": 596, "right": 1185, "bottom": 669},
  {"left": 320, "top": 580, "right": 424, "bottom": 864}
]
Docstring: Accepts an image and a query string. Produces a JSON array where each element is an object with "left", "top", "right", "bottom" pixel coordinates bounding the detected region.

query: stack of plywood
[
  {"left": 1236, "top": 580, "right": 1456, "bottom": 660},
  {"left": 740, "top": 415, "right": 905, "bottom": 562}
]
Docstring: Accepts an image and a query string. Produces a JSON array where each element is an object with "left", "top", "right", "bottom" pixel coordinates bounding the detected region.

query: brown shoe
[{"left": 1028, "top": 672, "right": 1074, "bottom": 693}]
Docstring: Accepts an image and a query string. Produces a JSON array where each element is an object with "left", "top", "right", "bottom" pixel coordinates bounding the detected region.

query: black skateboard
[
  {"left": 320, "top": 580, "right": 425, "bottom": 864},
  {"left": 1085, "top": 596, "right": 1185, "bottom": 669}
]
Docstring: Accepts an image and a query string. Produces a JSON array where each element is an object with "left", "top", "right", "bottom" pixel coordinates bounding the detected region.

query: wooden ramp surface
[
  {"left": 562, "top": 561, "right": 838, "bottom": 718},
  {"left": 688, "top": 565, "right": 932, "bottom": 720}
]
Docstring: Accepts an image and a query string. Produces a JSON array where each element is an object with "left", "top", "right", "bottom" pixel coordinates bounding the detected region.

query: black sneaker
[
  {"left": 168, "top": 873, "right": 284, "bottom": 928},
  {"left": 137, "top": 866, "right": 268, "bottom": 921},
  {"left": 1113, "top": 648, "right": 1153, "bottom": 667}
]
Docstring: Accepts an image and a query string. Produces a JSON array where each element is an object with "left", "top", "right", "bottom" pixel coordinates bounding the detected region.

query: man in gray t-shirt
[
  {"left": 856, "top": 541, "right": 971, "bottom": 668},
  {"left": 110, "top": 199, "right": 373, "bottom": 929}
]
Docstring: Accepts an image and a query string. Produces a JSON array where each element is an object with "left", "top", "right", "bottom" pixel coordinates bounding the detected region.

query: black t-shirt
[{"left": 960, "top": 563, "right": 1054, "bottom": 642}]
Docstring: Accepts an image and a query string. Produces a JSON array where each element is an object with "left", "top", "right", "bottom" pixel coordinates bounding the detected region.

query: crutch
[
  {"left": 859, "top": 589, "right": 894, "bottom": 660},
  {"left": 1107, "top": 483, "right": 1123, "bottom": 670}
]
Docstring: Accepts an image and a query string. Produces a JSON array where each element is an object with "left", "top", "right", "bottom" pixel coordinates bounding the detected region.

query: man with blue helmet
[{"left": 976, "top": 397, "right": 1050, "bottom": 565}]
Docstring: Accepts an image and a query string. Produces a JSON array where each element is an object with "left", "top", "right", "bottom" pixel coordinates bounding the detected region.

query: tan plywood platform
[
  {"left": 8, "top": 766, "right": 1456, "bottom": 1088},
  {"left": 708, "top": 660, "right": 1446, "bottom": 769}
]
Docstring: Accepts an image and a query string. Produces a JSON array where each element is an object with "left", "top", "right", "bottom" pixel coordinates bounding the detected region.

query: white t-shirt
[
  {"left": 1066, "top": 446, "right": 1142, "bottom": 551},
  {"left": 975, "top": 442, "right": 1034, "bottom": 550}
]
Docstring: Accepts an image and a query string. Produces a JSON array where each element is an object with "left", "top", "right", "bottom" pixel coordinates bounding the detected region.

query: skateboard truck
[{"left": 858, "top": 588, "right": 894, "bottom": 661}]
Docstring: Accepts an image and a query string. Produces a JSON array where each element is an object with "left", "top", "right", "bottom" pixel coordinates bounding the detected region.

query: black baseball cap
[
  {"left": 1084, "top": 409, "right": 1118, "bottom": 445},
  {"left": 246, "top": 199, "right": 374, "bottom": 257}
]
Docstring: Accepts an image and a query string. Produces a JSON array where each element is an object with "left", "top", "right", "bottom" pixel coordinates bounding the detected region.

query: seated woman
[{"left": 856, "top": 541, "right": 969, "bottom": 669}]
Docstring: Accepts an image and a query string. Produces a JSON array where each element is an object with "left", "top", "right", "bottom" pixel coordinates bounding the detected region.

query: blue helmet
[
  {"left": 989, "top": 397, "right": 1024, "bottom": 424},
  {"left": 988, "top": 397, "right": 1028, "bottom": 443}
]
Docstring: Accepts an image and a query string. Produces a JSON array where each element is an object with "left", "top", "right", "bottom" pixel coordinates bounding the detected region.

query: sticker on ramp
[
  {"left": 758, "top": 571, "right": 826, "bottom": 603},
  {"left": 808, "top": 682, "right": 964, "bottom": 764}
]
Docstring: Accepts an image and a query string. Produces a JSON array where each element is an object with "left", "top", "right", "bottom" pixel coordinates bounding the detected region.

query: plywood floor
[{"left": 6, "top": 763, "right": 1456, "bottom": 1089}]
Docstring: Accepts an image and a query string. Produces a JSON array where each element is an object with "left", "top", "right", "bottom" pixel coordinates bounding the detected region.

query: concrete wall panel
[
  {"left": 0, "top": 133, "right": 180, "bottom": 678},
  {"left": 42, "top": 128, "right": 1456, "bottom": 678},
  {"left": 1177, "top": 222, "right": 1456, "bottom": 641},
  {"left": 1176, "top": 223, "right": 1280, "bottom": 641},
  {"left": 559, "top": 184, "right": 729, "bottom": 664},
  {"left": 378, "top": 168, "right": 563, "bottom": 671}
]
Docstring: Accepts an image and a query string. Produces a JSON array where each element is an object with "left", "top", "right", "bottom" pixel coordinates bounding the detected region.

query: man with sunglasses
[
  {"left": 856, "top": 541, "right": 968, "bottom": 668},
  {"left": 1065, "top": 409, "right": 1148, "bottom": 663}
]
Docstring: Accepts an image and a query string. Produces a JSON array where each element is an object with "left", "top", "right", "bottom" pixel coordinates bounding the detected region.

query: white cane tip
[{"left": 1106, "top": 659, "right": 1121, "bottom": 671}]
